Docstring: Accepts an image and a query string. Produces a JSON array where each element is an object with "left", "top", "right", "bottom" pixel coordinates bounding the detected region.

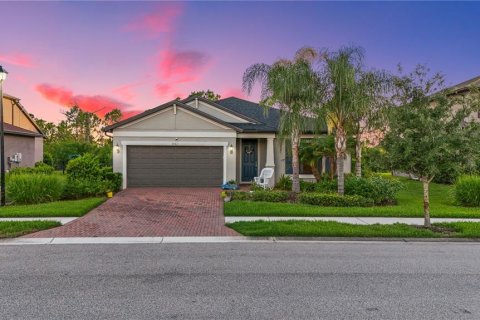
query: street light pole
[{"left": 0, "top": 66, "right": 8, "bottom": 206}]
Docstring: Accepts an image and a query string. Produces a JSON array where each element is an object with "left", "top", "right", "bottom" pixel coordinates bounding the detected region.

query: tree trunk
[
  {"left": 291, "top": 130, "right": 301, "bottom": 193},
  {"left": 422, "top": 179, "right": 431, "bottom": 228},
  {"left": 335, "top": 126, "right": 347, "bottom": 196},
  {"left": 311, "top": 164, "right": 321, "bottom": 182},
  {"left": 329, "top": 156, "right": 335, "bottom": 181},
  {"left": 355, "top": 137, "right": 362, "bottom": 177}
]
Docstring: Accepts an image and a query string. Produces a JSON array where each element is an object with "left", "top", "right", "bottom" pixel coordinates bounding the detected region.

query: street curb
[{"left": 1, "top": 236, "right": 480, "bottom": 245}]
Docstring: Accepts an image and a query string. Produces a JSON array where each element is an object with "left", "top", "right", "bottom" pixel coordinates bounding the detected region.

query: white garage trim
[
  {"left": 114, "top": 131, "right": 237, "bottom": 138},
  {"left": 120, "top": 141, "right": 229, "bottom": 189}
]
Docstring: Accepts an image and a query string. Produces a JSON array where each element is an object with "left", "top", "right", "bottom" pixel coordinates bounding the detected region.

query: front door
[{"left": 241, "top": 139, "right": 258, "bottom": 182}]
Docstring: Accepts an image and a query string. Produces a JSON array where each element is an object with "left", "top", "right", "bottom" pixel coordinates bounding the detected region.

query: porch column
[{"left": 265, "top": 137, "right": 275, "bottom": 168}]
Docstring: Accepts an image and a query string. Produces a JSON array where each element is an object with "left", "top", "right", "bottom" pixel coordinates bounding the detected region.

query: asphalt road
[{"left": 0, "top": 242, "right": 479, "bottom": 320}]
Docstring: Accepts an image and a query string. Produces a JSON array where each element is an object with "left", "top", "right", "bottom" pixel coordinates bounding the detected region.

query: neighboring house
[
  {"left": 446, "top": 75, "right": 480, "bottom": 123},
  {"left": 2, "top": 94, "right": 44, "bottom": 169},
  {"left": 103, "top": 96, "right": 351, "bottom": 188}
]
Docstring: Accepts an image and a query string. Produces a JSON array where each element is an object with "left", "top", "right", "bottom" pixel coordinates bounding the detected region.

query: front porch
[{"left": 235, "top": 134, "right": 276, "bottom": 184}]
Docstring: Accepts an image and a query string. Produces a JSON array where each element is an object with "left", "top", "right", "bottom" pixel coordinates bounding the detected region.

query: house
[
  {"left": 103, "top": 96, "right": 351, "bottom": 188},
  {"left": 446, "top": 75, "right": 480, "bottom": 123},
  {"left": 1, "top": 94, "right": 43, "bottom": 169}
]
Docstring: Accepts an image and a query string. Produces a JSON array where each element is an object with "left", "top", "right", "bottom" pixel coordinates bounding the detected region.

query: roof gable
[{"left": 104, "top": 101, "right": 242, "bottom": 132}]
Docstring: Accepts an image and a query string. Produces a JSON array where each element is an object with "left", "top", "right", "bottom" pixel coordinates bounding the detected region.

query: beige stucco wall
[{"left": 3, "top": 134, "right": 36, "bottom": 169}]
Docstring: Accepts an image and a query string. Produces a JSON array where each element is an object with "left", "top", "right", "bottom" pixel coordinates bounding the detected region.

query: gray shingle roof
[{"left": 216, "top": 97, "right": 280, "bottom": 133}]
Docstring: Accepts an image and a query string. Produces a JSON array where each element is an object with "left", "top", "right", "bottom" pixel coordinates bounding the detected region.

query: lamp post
[{"left": 0, "top": 66, "right": 8, "bottom": 206}]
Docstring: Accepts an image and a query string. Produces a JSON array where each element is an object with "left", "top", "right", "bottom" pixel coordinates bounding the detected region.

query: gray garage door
[{"left": 126, "top": 146, "right": 223, "bottom": 187}]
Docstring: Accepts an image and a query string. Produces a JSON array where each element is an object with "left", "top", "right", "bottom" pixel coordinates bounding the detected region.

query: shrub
[
  {"left": 275, "top": 175, "right": 292, "bottom": 190},
  {"left": 100, "top": 167, "right": 122, "bottom": 192},
  {"left": 6, "top": 174, "right": 65, "bottom": 204},
  {"left": 9, "top": 163, "right": 55, "bottom": 175},
  {"left": 313, "top": 179, "right": 337, "bottom": 193},
  {"left": 231, "top": 190, "right": 289, "bottom": 202},
  {"left": 455, "top": 175, "right": 480, "bottom": 207},
  {"left": 66, "top": 153, "right": 102, "bottom": 181},
  {"left": 62, "top": 179, "right": 107, "bottom": 199},
  {"left": 43, "top": 152, "right": 54, "bottom": 167},
  {"left": 251, "top": 190, "right": 289, "bottom": 202},
  {"left": 298, "top": 193, "right": 374, "bottom": 207},
  {"left": 344, "top": 176, "right": 403, "bottom": 205},
  {"left": 231, "top": 191, "right": 252, "bottom": 201},
  {"left": 300, "top": 180, "right": 316, "bottom": 192}
]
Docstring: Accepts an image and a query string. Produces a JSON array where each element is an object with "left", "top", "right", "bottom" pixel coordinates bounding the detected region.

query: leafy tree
[
  {"left": 383, "top": 66, "right": 480, "bottom": 227},
  {"left": 243, "top": 48, "right": 321, "bottom": 193},
  {"left": 189, "top": 90, "right": 221, "bottom": 101},
  {"left": 103, "top": 108, "right": 123, "bottom": 127}
]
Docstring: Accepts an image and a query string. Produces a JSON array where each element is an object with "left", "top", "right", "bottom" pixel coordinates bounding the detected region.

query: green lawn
[
  {"left": 0, "top": 197, "right": 106, "bottom": 217},
  {"left": 227, "top": 220, "right": 480, "bottom": 238},
  {"left": 0, "top": 221, "right": 61, "bottom": 238},
  {"left": 225, "top": 179, "right": 480, "bottom": 218}
]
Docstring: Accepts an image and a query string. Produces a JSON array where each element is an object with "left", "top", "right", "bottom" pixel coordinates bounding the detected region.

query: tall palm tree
[
  {"left": 350, "top": 70, "right": 391, "bottom": 177},
  {"left": 243, "top": 48, "right": 320, "bottom": 193},
  {"left": 317, "top": 46, "right": 364, "bottom": 195}
]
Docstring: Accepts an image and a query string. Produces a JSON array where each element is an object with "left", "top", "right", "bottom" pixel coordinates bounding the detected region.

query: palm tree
[
  {"left": 299, "top": 136, "right": 336, "bottom": 182},
  {"left": 350, "top": 70, "right": 391, "bottom": 177},
  {"left": 243, "top": 48, "right": 320, "bottom": 193},
  {"left": 317, "top": 46, "right": 364, "bottom": 195}
]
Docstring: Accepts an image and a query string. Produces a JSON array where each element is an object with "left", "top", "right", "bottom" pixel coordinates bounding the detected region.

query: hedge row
[
  {"left": 298, "top": 193, "right": 374, "bottom": 207},
  {"left": 231, "top": 190, "right": 290, "bottom": 202}
]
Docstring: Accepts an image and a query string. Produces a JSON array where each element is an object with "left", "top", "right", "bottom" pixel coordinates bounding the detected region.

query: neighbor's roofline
[
  {"left": 102, "top": 100, "right": 244, "bottom": 132},
  {"left": 3, "top": 93, "right": 45, "bottom": 137}
]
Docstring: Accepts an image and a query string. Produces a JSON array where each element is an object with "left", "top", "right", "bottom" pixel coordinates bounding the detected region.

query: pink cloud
[
  {"left": 36, "top": 83, "right": 140, "bottom": 119},
  {"left": 112, "top": 84, "right": 137, "bottom": 101},
  {"left": 155, "top": 83, "right": 172, "bottom": 95},
  {"left": 125, "top": 4, "right": 183, "bottom": 37},
  {"left": 222, "top": 87, "right": 247, "bottom": 99},
  {"left": 0, "top": 52, "right": 35, "bottom": 68},
  {"left": 158, "top": 49, "right": 210, "bottom": 80},
  {"left": 154, "top": 48, "right": 212, "bottom": 97}
]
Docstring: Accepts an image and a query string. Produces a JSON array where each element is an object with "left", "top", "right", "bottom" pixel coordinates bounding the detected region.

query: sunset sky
[{"left": 1, "top": 1, "right": 479, "bottom": 123}]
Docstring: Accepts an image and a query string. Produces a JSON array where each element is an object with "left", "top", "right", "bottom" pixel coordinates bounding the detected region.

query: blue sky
[{"left": 0, "top": 1, "right": 479, "bottom": 121}]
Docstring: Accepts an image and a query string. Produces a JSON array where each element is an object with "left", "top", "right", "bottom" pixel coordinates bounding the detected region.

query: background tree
[
  {"left": 243, "top": 48, "right": 320, "bottom": 193},
  {"left": 189, "top": 90, "right": 221, "bottom": 101},
  {"left": 383, "top": 65, "right": 480, "bottom": 227}
]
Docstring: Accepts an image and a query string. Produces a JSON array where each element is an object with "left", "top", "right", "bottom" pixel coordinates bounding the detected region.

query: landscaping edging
[{"left": 225, "top": 216, "right": 480, "bottom": 225}]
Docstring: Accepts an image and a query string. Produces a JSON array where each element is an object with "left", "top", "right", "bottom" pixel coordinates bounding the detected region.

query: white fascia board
[
  {"left": 121, "top": 141, "right": 229, "bottom": 147},
  {"left": 114, "top": 131, "right": 237, "bottom": 138},
  {"left": 237, "top": 133, "right": 276, "bottom": 139},
  {"left": 117, "top": 108, "right": 171, "bottom": 130}
]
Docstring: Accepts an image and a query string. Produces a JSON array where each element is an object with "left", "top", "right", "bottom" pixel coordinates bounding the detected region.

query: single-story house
[
  {"left": 103, "top": 96, "right": 351, "bottom": 189},
  {"left": 2, "top": 94, "right": 44, "bottom": 169}
]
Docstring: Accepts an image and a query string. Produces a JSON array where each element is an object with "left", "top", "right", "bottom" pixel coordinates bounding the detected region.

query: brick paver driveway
[{"left": 26, "top": 188, "right": 238, "bottom": 237}]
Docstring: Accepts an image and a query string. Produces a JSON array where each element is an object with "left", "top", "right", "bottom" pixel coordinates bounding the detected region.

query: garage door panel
[{"left": 127, "top": 146, "right": 223, "bottom": 187}]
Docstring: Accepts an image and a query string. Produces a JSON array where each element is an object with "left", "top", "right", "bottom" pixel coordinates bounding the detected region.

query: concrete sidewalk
[
  {"left": 225, "top": 216, "right": 480, "bottom": 225},
  {"left": 0, "top": 217, "right": 77, "bottom": 224}
]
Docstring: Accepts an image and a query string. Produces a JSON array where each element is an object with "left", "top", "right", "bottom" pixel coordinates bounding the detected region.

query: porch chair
[{"left": 254, "top": 168, "right": 275, "bottom": 189}]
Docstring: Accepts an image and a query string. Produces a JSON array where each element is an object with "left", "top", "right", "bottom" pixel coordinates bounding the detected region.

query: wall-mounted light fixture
[
  {"left": 114, "top": 143, "right": 120, "bottom": 154},
  {"left": 229, "top": 143, "right": 234, "bottom": 154}
]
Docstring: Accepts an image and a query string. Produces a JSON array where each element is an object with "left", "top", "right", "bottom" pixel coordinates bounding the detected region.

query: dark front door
[{"left": 241, "top": 140, "right": 258, "bottom": 182}]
